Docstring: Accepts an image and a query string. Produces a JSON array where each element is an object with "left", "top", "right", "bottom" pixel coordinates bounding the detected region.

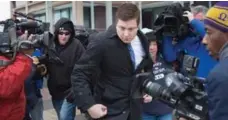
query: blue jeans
[
  {"left": 142, "top": 113, "right": 172, "bottom": 120},
  {"left": 30, "top": 98, "right": 44, "bottom": 120},
  {"left": 52, "top": 99, "right": 76, "bottom": 120}
]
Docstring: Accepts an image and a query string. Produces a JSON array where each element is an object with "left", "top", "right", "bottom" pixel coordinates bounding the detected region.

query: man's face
[
  {"left": 202, "top": 25, "right": 228, "bottom": 59},
  {"left": 58, "top": 30, "right": 71, "bottom": 45},
  {"left": 116, "top": 19, "right": 138, "bottom": 44}
]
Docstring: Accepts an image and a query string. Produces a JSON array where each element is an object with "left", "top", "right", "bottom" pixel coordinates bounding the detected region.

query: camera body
[
  {"left": 137, "top": 55, "right": 208, "bottom": 120},
  {"left": 0, "top": 22, "right": 62, "bottom": 67},
  {"left": 17, "top": 21, "right": 50, "bottom": 36},
  {"left": 154, "top": 2, "right": 191, "bottom": 41}
]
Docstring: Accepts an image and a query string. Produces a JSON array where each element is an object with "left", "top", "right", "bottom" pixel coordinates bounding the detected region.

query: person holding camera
[
  {"left": 0, "top": 41, "right": 33, "bottom": 120},
  {"left": 19, "top": 30, "right": 46, "bottom": 120},
  {"left": 71, "top": 3, "right": 152, "bottom": 120},
  {"left": 191, "top": 5, "right": 208, "bottom": 21},
  {"left": 142, "top": 31, "right": 173, "bottom": 120},
  {"left": 162, "top": 9, "right": 217, "bottom": 79}
]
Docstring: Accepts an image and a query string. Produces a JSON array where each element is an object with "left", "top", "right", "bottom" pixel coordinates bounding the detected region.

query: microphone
[
  {"left": 14, "top": 12, "right": 28, "bottom": 18},
  {"left": 17, "top": 21, "right": 40, "bottom": 28},
  {"left": 14, "top": 11, "right": 42, "bottom": 22}
]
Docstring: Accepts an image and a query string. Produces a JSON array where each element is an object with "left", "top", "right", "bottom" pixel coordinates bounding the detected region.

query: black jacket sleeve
[
  {"left": 207, "top": 68, "right": 228, "bottom": 120},
  {"left": 71, "top": 37, "right": 104, "bottom": 112},
  {"left": 75, "top": 39, "right": 86, "bottom": 60}
]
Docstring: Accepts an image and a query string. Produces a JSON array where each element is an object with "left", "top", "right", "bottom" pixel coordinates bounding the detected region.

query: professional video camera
[
  {"left": 137, "top": 55, "right": 208, "bottom": 120},
  {"left": 154, "top": 2, "right": 191, "bottom": 40},
  {"left": 0, "top": 24, "right": 62, "bottom": 67},
  {"left": 0, "top": 11, "right": 50, "bottom": 35}
]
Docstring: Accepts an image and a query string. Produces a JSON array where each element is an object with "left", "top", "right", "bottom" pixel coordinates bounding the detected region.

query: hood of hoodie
[{"left": 54, "top": 18, "right": 75, "bottom": 47}]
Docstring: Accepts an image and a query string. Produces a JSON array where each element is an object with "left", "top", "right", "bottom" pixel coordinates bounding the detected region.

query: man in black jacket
[
  {"left": 71, "top": 3, "right": 152, "bottom": 120},
  {"left": 47, "top": 18, "right": 85, "bottom": 120}
]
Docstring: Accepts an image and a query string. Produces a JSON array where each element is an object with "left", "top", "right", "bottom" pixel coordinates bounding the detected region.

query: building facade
[{"left": 10, "top": 1, "right": 217, "bottom": 32}]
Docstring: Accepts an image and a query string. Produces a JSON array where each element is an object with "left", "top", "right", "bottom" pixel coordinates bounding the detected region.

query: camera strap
[{"left": 0, "top": 60, "right": 10, "bottom": 66}]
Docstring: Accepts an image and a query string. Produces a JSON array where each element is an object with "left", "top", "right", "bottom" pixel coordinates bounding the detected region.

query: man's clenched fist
[{"left": 87, "top": 104, "right": 107, "bottom": 119}]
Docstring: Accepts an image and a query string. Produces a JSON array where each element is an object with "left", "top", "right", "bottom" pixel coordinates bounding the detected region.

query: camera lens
[{"left": 143, "top": 80, "right": 171, "bottom": 100}]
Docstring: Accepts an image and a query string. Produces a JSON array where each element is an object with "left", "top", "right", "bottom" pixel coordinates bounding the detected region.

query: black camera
[
  {"left": 0, "top": 11, "right": 64, "bottom": 67},
  {"left": 181, "top": 54, "right": 200, "bottom": 77},
  {"left": 0, "top": 23, "right": 63, "bottom": 67},
  {"left": 137, "top": 55, "right": 208, "bottom": 120},
  {"left": 138, "top": 71, "right": 208, "bottom": 120},
  {"left": 154, "top": 2, "right": 191, "bottom": 40},
  {"left": 17, "top": 21, "right": 50, "bottom": 35},
  {"left": 0, "top": 12, "right": 50, "bottom": 36}
]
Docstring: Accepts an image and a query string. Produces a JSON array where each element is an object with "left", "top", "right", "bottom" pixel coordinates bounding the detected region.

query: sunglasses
[{"left": 58, "top": 31, "right": 71, "bottom": 36}]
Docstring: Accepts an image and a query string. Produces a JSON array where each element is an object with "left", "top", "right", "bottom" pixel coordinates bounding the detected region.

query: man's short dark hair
[{"left": 116, "top": 3, "right": 140, "bottom": 25}]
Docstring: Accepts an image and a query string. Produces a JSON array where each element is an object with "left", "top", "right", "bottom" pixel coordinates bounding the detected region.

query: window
[
  {"left": 15, "top": 1, "right": 27, "bottom": 7},
  {"left": 35, "top": 14, "right": 46, "bottom": 22},
  {"left": 83, "top": 7, "right": 91, "bottom": 28},
  {"left": 54, "top": 8, "right": 72, "bottom": 23},
  {"left": 142, "top": 6, "right": 167, "bottom": 28},
  {"left": 11, "top": 1, "right": 16, "bottom": 8}
]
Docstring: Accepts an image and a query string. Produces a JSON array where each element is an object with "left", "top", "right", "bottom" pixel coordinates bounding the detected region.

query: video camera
[
  {"left": 137, "top": 55, "right": 208, "bottom": 120},
  {"left": 0, "top": 11, "right": 50, "bottom": 36},
  {"left": 0, "top": 26, "right": 52, "bottom": 66},
  {"left": 154, "top": 2, "right": 191, "bottom": 40},
  {"left": 0, "top": 12, "right": 62, "bottom": 67}
]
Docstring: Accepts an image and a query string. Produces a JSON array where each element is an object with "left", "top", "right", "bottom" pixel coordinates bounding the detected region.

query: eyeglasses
[{"left": 58, "top": 31, "right": 71, "bottom": 36}]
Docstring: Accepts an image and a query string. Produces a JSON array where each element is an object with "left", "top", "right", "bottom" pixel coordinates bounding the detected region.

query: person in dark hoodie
[
  {"left": 142, "top": 31, "right": 173, "bottom": 120},
  {"left": 47, "top": 18, "right": 85, "bottom": 120},
  {"left": 179, "top": 2, "right": 228, "bottom": 120}
]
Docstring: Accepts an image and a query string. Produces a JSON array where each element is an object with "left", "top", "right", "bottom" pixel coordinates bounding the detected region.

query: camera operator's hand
[
  {"left": 28, "top": 34, "right": 35, "bottom": 41},
  {"left": 18, "top": 30, "right": 28, "bottom": 40},
  {"left": 143, "top": 94, "right": 153, "bottom": 103},
  {"left": 87, "top": 104, "right": 107, "bottom": 119},
  {"left": 183, "top": 11, "right": 194, "bottom": 22},
  {"left": 32, "top": 56, "right": 39, "bottom": 65}
]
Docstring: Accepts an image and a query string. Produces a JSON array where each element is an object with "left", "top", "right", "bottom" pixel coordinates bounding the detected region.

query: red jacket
[{"left": 0, "top": 54, "right": 32, "bottom": 120}]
